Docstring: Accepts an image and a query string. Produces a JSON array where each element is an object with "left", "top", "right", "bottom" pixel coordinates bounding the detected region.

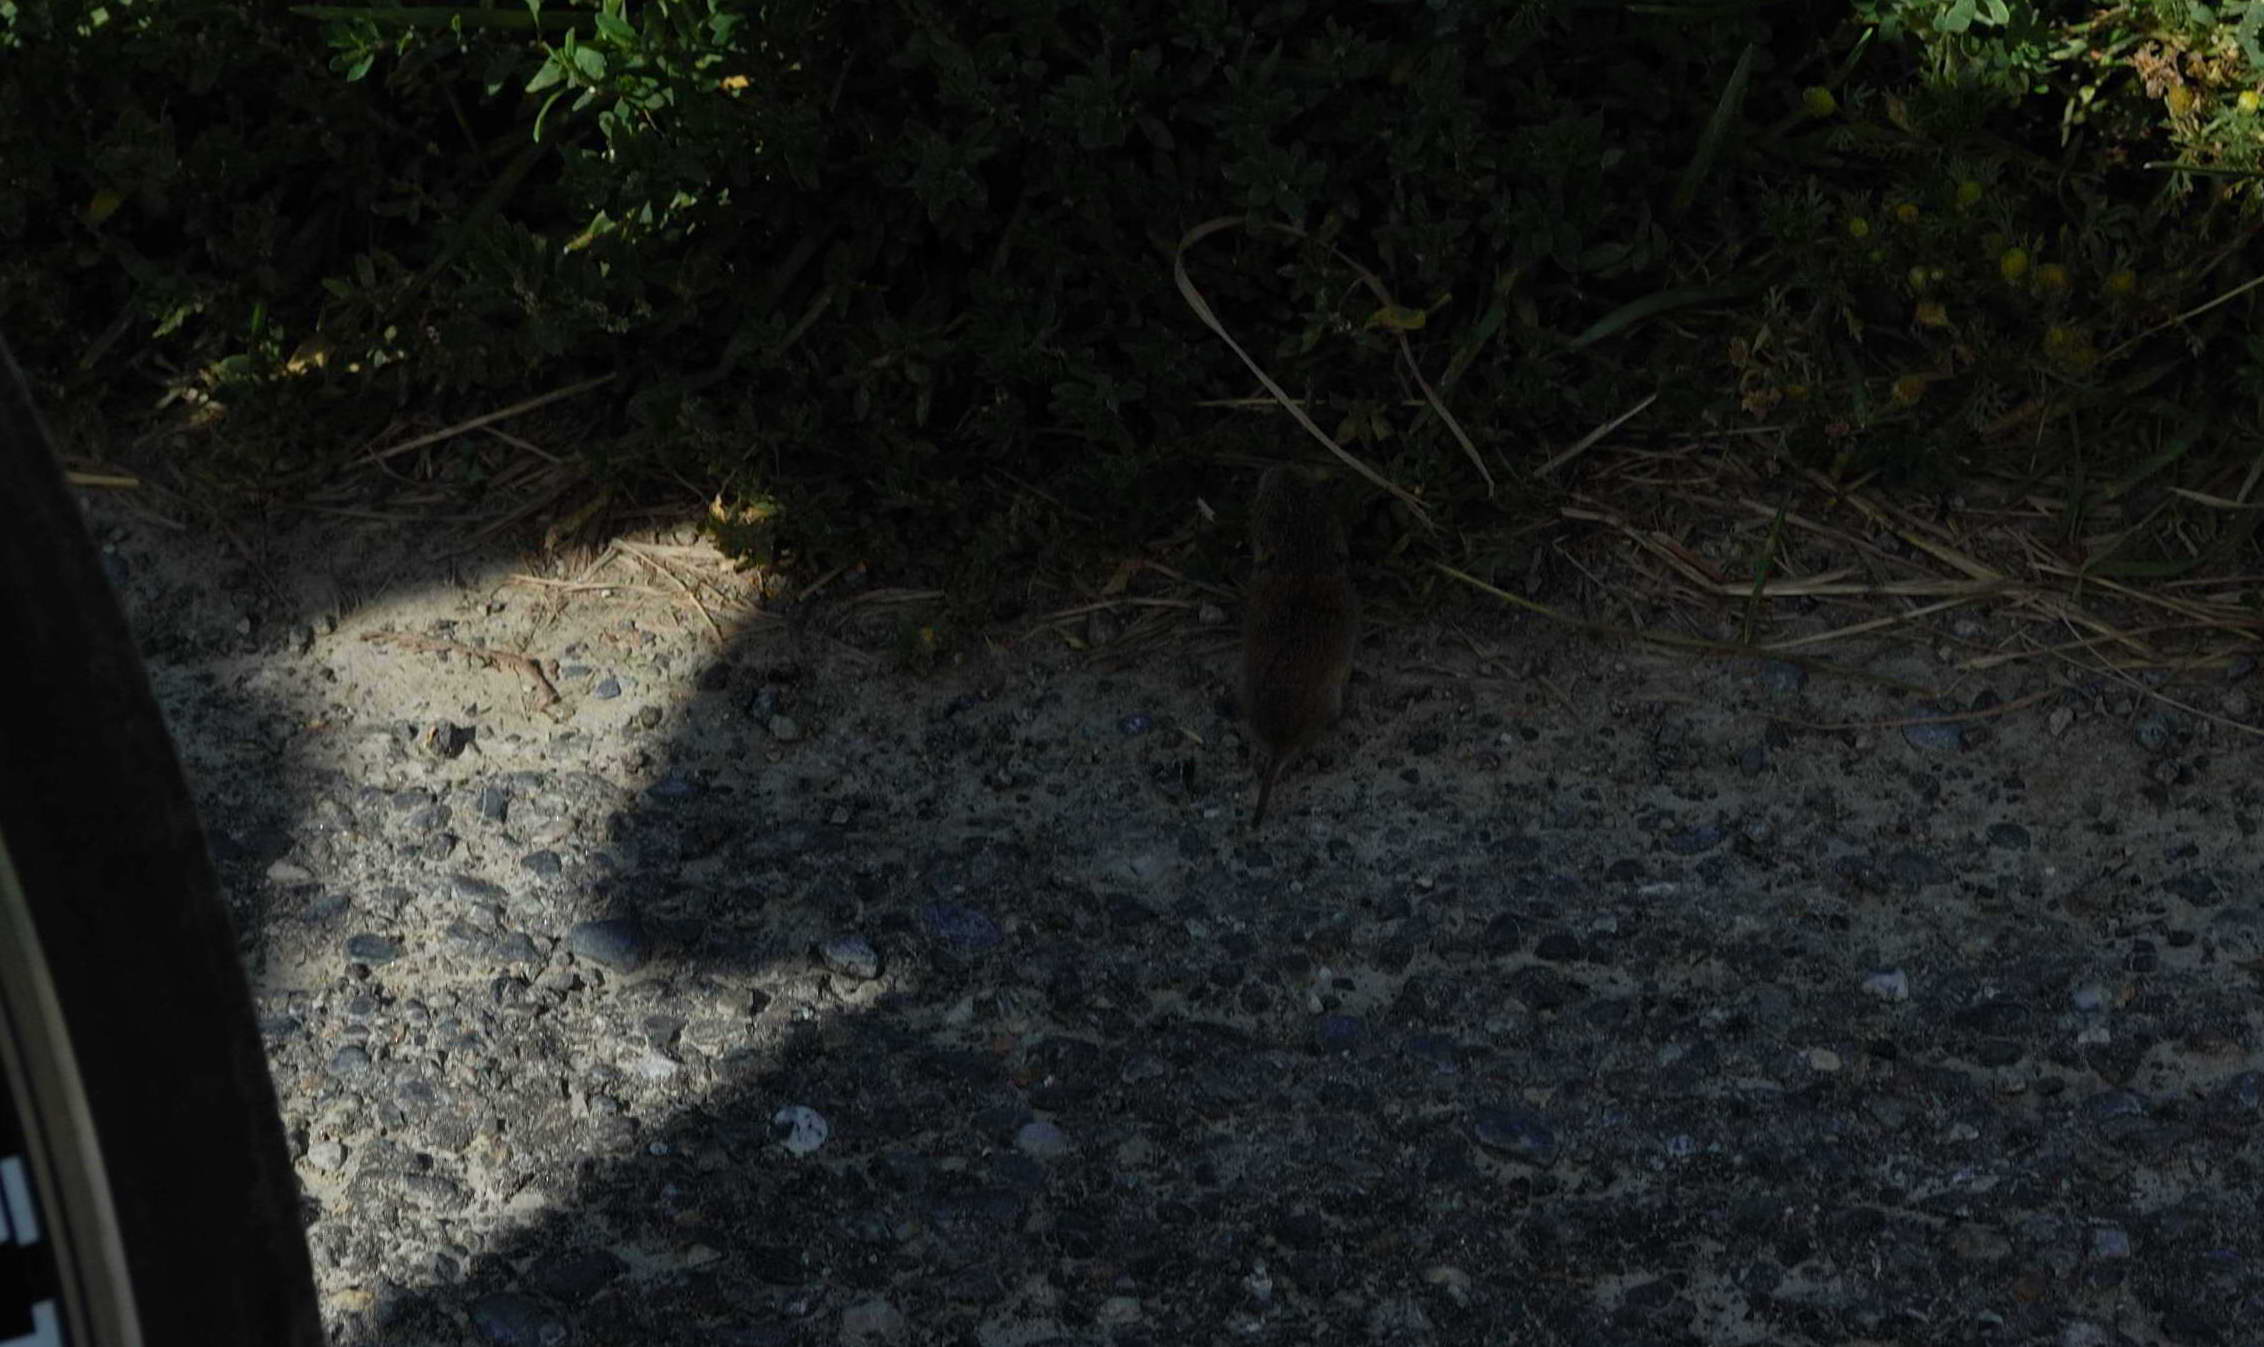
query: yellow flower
[
  {"left": 1915, "top": 301, "right": 1950, "bottom": 328},
  {"left": 1847, "top": 216, "right": 1872, "bottom": 239},
  {"left": 2104, "top": 269, "right": 2137, "bottom": 297},
  {"left": 1803, "top": 86, "right": 1838, "bottom": 117},
  {"left": 2167, "top": 85, "right": 2197, "bottom": 117},
  {"left": 1956, "top": 180, "right": 1984, "bottom": 208},
  {"left": 2241, "top": 90, "right": 2262, "bottom": 114},
  {"left": 1999, "top": 247, "right": 2030, "bottom": 281},
  {"left": 1893, "top": 202, "right": 1920, "bottom": 225},
  {"left": 2044, "top": 325, "right": 2096, "bottom": 368},
  {"left": 1907, "top": 265, "right": 1933, "bottom": 293},
  {"left": 1891, "top": 374, "right": 1928, "bottom": 403},
  {"left": 2035, "top": 263, "right": 2069, "bottom": 292}
]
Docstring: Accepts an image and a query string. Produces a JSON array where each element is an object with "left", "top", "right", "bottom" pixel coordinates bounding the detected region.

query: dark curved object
[{"left": 0, "top": 335, "right": 322, "bottom": 1346}]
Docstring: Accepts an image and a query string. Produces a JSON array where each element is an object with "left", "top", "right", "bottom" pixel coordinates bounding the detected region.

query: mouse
[{"left": 1241, "top": 464, "right": 1359, "bottom": 826}]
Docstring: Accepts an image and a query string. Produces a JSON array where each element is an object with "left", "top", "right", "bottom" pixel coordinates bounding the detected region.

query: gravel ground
[{"left": 91, "top": 501, "right": 2264, "bottom": 1346}]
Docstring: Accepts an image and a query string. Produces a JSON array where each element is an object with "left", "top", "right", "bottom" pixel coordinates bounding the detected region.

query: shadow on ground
[{"left": 90, "top": 496, "right": 2264, "bottom": 1347}]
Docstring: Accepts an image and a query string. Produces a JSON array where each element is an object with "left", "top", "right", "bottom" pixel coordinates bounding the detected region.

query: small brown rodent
[{"left": 1241, "top": 465, "right": 1358, "bottom": 826}]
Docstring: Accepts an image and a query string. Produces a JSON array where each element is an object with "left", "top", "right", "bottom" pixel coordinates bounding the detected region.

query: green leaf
[
  {"left": 572, "top": 45, "right": 605, "bottom": 80},
  {"left": 1938, "top": 0, "right": 1975, "bottom": 34},
  {"left": 1567, "top": 284, "right": 1749, "bottom": 349},
  {"left": 1670, "top": 43, "right": 1753, "bottom": 217},
  {"left": 525, "top": 54, "right": 564, "bottom": 92},
  {"left": 592, "top": 11, "right": 633, "bottom": 44}
]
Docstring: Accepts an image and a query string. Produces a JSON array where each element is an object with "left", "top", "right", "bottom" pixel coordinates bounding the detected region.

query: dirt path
[{"left": 93, "top": 500, "right": 2264, "bottom": 1346}]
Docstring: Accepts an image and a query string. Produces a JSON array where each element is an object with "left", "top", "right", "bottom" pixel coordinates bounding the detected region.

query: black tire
[{"left": 0, "top": 335, "right": 322, "bottom": 1347}]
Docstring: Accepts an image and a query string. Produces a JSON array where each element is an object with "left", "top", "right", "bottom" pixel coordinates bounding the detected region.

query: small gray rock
[
  {"left": 820, "top": 935, "right": 880, "bottom": 980},
  {"left": 567, "top": 918, "right": 650, "bottom": 972},
  {"left": 467, "top": 1290, "right": 567, "bottom": 1347}
]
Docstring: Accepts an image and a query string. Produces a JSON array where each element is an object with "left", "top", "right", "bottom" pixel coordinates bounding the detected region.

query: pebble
[
  {"left": 767, "top": 713, "right": 803, "bottom": 742},
  {"left": 566, "top": 918, "right": 650, "bottom": 972},
  {"left": 1315, "top": 1014, "right": 1363, "bottom": 1052},
  {"left": 1756, "top": 660, "right": 1806, "bottom": 693},
  {"left": 520, "top": 849, "right": 563, "bottom": 877},
  {"left": 1663, "top": 824, "right": 1725, "bottom": 855},
  {"left": 918, "top": 903, "right": 1001, "bottom": 952},
  {"left": 838, "top": 1298, "right": 906, "bottom": 1346},
  {"left": 343, "top": 933, "right": 402, "bottom": 965},
  {"left": 1861, "top": 969, "right": 1909, "bottom": 1000},
  {"left": 2133, "top": 712, "right": 2178, "bottom": 751},
  {"left": 2081, "top": 1090, "right": 2146, "bottom": 1122},
  {"left": 1471, "top": 1104, "right": 1556, "bottom": 1164},
  {"left": 305, "top": 1140, "right": 347, "bottom": 1172},
  {"left": 645, "top": 773, "right": 697, "bottom": 799},
  {"left": 593, "top": 675, "right": 622, "bottom": 700},
  {"left": 774, "top": 1105, "right": 830, "bottom": 1156},
  {"left": 328, "top": 1046, "right": 372, "bottom": 1076},
  {"left": 524, "top": 1248, "right": 626, "bottom": 1304},
  {"left": 450, "top": 874, "right": 507, "bottom": 903},
  {"left": 2089, "top": 1226, "right": 2131, "bottom": 1260},
  {"left": 266, "top": 858, "right": 316, "bottom": 884},
  {"left": 467, "top": 1291, "right": 567, "bottom": 1347},
  {"left": 1118, "top": 713, "right": 1152, "bottom": 735},
  {"left": 1902, "top": 714, "right": 1965, "bottom": 751},
  {"left": 1014, "top": 1120, "right": 1072, "bottom": 1160},
  {"left": 477, "top": 784, "right": 509, "bottom": 822},
  {"left": 820, "top": 935, "right": 881, "bottom": 980}
]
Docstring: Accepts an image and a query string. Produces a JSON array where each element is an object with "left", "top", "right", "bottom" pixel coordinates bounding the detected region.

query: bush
[{"left": 8, "top": 0, "right": 2264, "bottom": 595}]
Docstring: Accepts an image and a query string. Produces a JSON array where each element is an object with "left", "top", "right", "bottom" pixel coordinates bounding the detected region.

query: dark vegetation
[{"left": 7, "top": 0, "right": 2264, "bottom": 622}]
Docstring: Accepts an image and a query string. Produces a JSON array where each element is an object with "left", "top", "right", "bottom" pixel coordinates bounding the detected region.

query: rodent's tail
[{"left": 1251, "top": 753, "right": 1289, "bottom": 827}]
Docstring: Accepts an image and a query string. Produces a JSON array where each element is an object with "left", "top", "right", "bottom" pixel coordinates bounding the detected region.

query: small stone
[
  {"left": 593, "top": 675, "right": 623, "bottom": 700},
  {"left": 1902, "top": 714, "right": 1965, "bottom": 751},
  {"left": 839, "top": 1298, "right": 907, "bottom": 1346},
  {"left": 450, "top": 874, "right": 507, "bottom": 903},
  {"left": 421, "top": 722, "right": 474, "bottom": 759},
  {"left": 645, "top": 773, "right": 697, "bottom": 799},
  {"left": 266, "top": 859, "right": 315, "bottom": 884},
  {"left": 1315, "top": 1014, "right": 1363, "bottom": 1052},
  {"left": 2081, "top": 1089, "right": 2146, "bottom": 1122},
  {"left": 1015, "top": 1120, "right": 1072, "bottom": 1160},
  {"left": 467, "top": 1290, "right": 567, "bottom": 1347},
  {"left": 2133, "top": 712, "right": 2178, "bottom": 751},
  {"left": 1664, "top": 824, "right": 1726, "bottom": 855},
  {"left": 306, "top": 1140, "right": 348, "bottom": 1172},
  {"left": 1096, "top": 1295, "right": 1143, "bottom": 1325},
  {"left": 1950, "top": 1223, "right": 2012, "bottom": 1262},
  {"left": 1471, "top": 1104, "right": 1556, "bottom": 1164},
  {"left": 1862, "top": 969, "right": 1910, "bottom": 1001},
  {"left": 2070, "top": 983, "right": 2110, "bottom": 1013},
  {"left": 328, "top": 1046, "right": 372, "bottom": 1077},
  {"left": 1197, "top": 602, "right": 1227, "bottom": 626},
  {"left": 525, "top": 1249, "right": 626, "bottom": 1305},
  {"left": 1756, "top": 660, "right": 1807, "bottom": 693},
  {"left": 566, "top": 918, "right": 650, "bottom": 972},
  {"left": 477, "top": 785, "right": 509, "bottom": 822},
  {"left": 767, "top": 714, "right": 803, "bottom": 742},
  {"left": 1805, "top": 1047, "right": 1842, "bottom": 1072},
  {"left": 1119, "top": 713, "right": 1153, "bottom": 736},
  {"left": 1986, "top": 822, "right": 2031, "bottom": 850},
  {"left": 919, "top": 904, "right": 1001, "bottom": 952},
  {"left": 1533, "top": 931, "right": 1582, "bottom": 962},
  {"left": 2089, "top": 1227, "right": 2131, "bottom": 1260},
  {"left": 820, "top": 935, "right": 880, "bottom": 980},
  {"left": 774, "top": 1104, "right": 830, "bottom": 1156},
  {"left": 520, "top": 849, "right": 563, "bottom": 877},
  {"left": 344, "top": 934, "right": 402, "bottom": 965}
]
